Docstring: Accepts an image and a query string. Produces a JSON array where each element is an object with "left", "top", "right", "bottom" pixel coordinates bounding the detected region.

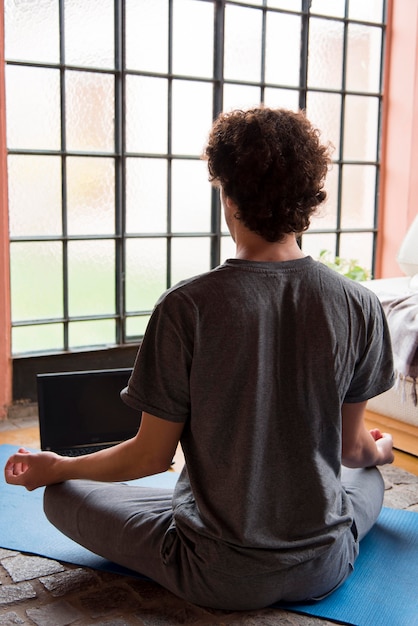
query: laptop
[{"left": 37, "top": 368, "right": 141, "bottom": 456}]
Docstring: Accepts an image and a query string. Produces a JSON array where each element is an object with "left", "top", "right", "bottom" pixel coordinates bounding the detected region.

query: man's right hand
[
  {"left": 370, "top": 429, "right": 395, "bottom": 466},
  {"left": 342, "top": 402, "right": 395, "bottom": 468}
]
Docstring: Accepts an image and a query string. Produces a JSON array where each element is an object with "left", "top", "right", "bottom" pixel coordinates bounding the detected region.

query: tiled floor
[{"left": 1, "top": 414, "right": 418, "bottom": 625}]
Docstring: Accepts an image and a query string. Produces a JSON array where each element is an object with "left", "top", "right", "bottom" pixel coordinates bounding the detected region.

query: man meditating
[{"left": 5, "top": 107, "right": 394, "bottom": 611}]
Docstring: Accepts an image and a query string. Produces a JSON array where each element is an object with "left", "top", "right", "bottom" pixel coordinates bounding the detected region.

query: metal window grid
[{"left": 6, "top": 0, "right": 387, "bottom": 355}]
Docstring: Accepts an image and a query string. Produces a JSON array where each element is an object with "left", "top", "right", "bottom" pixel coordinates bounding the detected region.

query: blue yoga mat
[{"left": 1, "top": 444, "right": 417, "bottom": 625}]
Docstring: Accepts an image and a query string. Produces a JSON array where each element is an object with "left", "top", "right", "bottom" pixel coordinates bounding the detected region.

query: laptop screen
[{"left": 37, "top": 368, "right": 140, "bottom": 452}]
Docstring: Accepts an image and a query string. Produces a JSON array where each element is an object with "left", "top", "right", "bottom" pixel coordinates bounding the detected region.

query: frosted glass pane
[
  {"left": 224, "top": 5, "right": 262, "bottom": 82},
  {"left": 300, "top": 233, "right": 337, "bottom": 260},
  {"left": 229, "top": 0, "right": 263, "bottom": 5},
  {"left": 346, "top": 24, "right": 382, "bottom": 93},
  {"left": 341, "top": 166, "right": 377, "bottom": 229},
  {"left": 306, "top": 92, "right": 342, "bottom": 157},
  {"left": 266, "top": 1, "right": 301, "bottom": 8},
  {"left": 173, "top": 0, "right": 214, "bottom": 78},
  {"left": 6, "top": 66, "right": 60, "bottom": 150},
  {"left": 8, "top": 155, "right": 62, "bottom": 237},
  {"left": 5, "top": 0, "right": 59, "bottom": 63},
  {"left": 339, "top": 234, "right": 373, "bottom": 276},
  {"left": 172, "top": 81, "right": 213, "bottom": 155},
  {"left": 126, "top": 0, "right": 168, "bottom": 73},
  {"left": 310, "top": 164, "right": 339, "bottom": 231},
  {"left": 65, "top": 0, "right": 114, "bottom": 68},
  {"left": 221, "top": 234, "right": 235, "bottom": 262},
  {"left": 265, "top": 12, "right": 301, "bottom": 87},
  {"left": 308, "top": 18, "right": 344, "bottom": 90},
  {"left": 310, "top": 0, "right": 345, "bottom": 17},
  {"left": 171, "top": 160, "right": 211, "bottom": 233},
  {"left": 126, "top": 77, "right": 168, "bottom": 153},
  {"left": 12, "top": 324, "right": 63, "bottom": 355},
  {"left": 348, "top": 0, "right": 384, "bottom": 23},
  {"left": 235, "top": 0, "right": 303, "bottom": 7},
  {"left": 67, "top": 157, "right": 114, "bottom": 235},
  {"left": 171, "top": 238, "right": 211, "bottom": 285},
  {"left": 66, "top": 71, "right": 114, "bottom": 152},
  {"left": 10, "top": 242, "right": 63, "bottom": 321},
  {"left": 126, "top": 239, "right": 167, "bottom": 312},
  {"left": 223, "top": 84, "right": 262, "bottom": 112},
  {"left": 264, "top": 88, "right": 299, "bottom": 111},
  {"left": 126, "top": 316, "right": 151, "bottom": 339},
  {"left": 68, "top": 240, "right": 115, "bottom": 316},
  {"left": 126, "top": 159, "right": 167, "bottom": 233},
  {"left": 69, "top": 319, "right": 115, "bottom": 349},
  {"left": 343, "top": 96, "right": 379, "bottom": 161}
]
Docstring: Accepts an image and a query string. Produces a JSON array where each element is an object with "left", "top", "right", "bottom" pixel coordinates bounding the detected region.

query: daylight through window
[{"left": 5, "top": 0, "right": 387, "bottom": 355}]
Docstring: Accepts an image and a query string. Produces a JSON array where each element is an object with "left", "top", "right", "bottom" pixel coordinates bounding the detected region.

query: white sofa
[{"left": 362, "top": 277, "right": 418, "bottom": 456}]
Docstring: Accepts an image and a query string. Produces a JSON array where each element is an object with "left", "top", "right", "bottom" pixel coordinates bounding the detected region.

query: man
[{"left": 5, "top": 107, "right": 394, "bottom": 611}]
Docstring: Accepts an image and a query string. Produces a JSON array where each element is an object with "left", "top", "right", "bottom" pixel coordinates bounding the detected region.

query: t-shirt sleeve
[
  {"left": 344, "top": 293, "right": 394, "bottom": 403},
  {"left": 121, "top": 291, "right": 194, "bottom": 423}
]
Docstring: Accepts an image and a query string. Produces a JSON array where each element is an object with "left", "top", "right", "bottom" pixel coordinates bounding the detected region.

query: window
[{"left": 5, "top": 0, "right": 387, "bottom": 356}]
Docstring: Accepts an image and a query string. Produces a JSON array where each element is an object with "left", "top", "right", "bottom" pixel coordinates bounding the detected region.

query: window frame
[{"left": 3, "top": 0, "right": 388, "bottom": 402}]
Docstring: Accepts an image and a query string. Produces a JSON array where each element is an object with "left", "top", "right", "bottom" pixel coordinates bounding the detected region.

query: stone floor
[{"left": 1, "top": 415, "right": 418, "bottom": 625}]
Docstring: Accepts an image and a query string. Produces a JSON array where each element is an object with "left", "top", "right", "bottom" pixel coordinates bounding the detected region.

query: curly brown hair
[{"left": 203, "top": 107, "right": 332, "bottom": 242}]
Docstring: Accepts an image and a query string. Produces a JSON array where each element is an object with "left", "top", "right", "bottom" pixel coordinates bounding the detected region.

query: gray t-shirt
[{"left": 122, "top": 256, "right": 393, "bottom": 571}]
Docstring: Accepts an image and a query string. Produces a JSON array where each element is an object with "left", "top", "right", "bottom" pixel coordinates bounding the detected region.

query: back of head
[{"left": 203, "top": 107, "right": 331, "bottom": 242}]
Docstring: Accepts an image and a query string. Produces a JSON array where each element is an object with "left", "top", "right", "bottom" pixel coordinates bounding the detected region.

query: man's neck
[
  {"left": 223, "top": 193, "right": 306, "bottom": 263},
  {"left": 234, "top": 232, "right": 305, "bottom": 263}
]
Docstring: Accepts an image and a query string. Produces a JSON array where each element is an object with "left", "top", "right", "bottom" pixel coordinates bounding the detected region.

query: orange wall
[
  {"left": 377, "top": 0, "right": 418, "bottom": 277},
  {"left": 0, "top": 0, "right": 12, "bottom": 418}
]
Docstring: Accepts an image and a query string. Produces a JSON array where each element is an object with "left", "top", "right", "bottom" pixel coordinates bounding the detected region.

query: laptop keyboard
[
  {"left": 57, "top": 445, "right": 176, "bottom": 465},
  {"left": 57, "top": 444, "right": 115, "bottom": 457}
]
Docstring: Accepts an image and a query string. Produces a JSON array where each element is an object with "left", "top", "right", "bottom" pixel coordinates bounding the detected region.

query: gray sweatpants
[{"left": 43, "top": 466, "right": 384, "bottom": 610}]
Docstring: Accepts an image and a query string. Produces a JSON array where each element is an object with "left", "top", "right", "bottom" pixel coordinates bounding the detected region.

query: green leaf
[{"left": 316, "top": 250, "right": 371, "bottom": 281}]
